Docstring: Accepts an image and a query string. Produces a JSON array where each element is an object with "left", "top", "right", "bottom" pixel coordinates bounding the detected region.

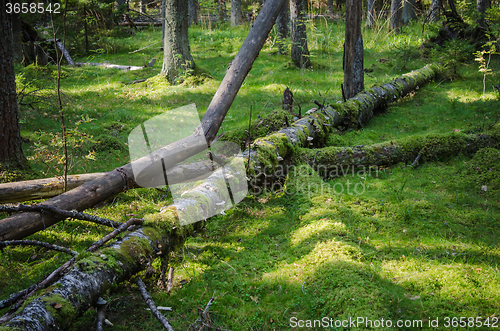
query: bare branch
[
  {"left": 136, "top": 278, "right": 175, "bottom": 331},
  {"left": 0, "top": 240, "right": 78, "bottom": 256}
]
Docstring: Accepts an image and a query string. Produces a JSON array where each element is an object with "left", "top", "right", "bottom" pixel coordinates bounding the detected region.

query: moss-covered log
[
  {"left": 242, "top": 64, "right": 443, "bottom": 187},
  {"left": 328, "top": 64, "right": 442, "bottom": 128},
  {"left": 294, "top": 130, "right": 500, "bottom": 176}
]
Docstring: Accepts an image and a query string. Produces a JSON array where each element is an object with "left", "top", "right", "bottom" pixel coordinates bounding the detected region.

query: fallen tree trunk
[
  {"left": 75, "top": 58, "right": 156, "bottom": 71},
  {"left": 119, "top": 21, "right": 163, "bottom": 26},
  {"left": 0, "top": 160, "right": 217, "bottom": 204},
  {"left": 0, "top": 173, "right": 106, "bottom": 204},
  {"left": 294, "top": 130, "right": 500, "bottom": 176},
  {"left": 328, "top": 64, "right": 441, "bottom": 129},
  {"left": 0, "top": 0, "right": 288, "bottom": 241}
]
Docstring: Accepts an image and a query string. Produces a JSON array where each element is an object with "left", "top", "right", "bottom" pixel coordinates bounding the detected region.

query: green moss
[
  {"left": 458, "top": 148, "right": 500, "bottom": 200},
  {"left": 40, "top": 294, "right": 76, "bottom": 330},
  {"left": 143, "top": 207, "right": 181, "bottom": 233},
  {"left": 120, "top": 237, "right": 152, "bottom": 262}
]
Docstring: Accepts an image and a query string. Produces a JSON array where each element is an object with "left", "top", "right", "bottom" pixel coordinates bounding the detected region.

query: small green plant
[
  {"left": 430, "top": 38, "right": 474, "bottom": 77},
  {"left": 475, "top": 41, "right": 498, "bottom": 95}
]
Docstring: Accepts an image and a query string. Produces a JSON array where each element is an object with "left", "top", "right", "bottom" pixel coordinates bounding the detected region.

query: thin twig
[
  {"left": 0, "top": 204, "right": 122, "bottom": 228},
  {"left": 0, "top": 240, "right": 78, "bottom": 256},
  {"left": 136, "top": 278, "right": 175, "bottom": 331}
]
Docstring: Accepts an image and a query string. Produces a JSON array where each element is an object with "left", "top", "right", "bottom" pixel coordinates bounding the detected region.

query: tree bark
[
  {"left": 277, "top": 2, "right": 289, "bottom": 54},
  {"left": 0, "top": 0, "right": 288, "bottom": 241},
  {"left": 477, "top": 0, "right": 490, "bottom": 29},
  {"left": 326, "top": 0, "right": 334, "bottom": 17},
  {"left": 402, "top": 0, "right": 417, "bottom": 24},
  {"left": 161, "top": 0, "right": 195, "bottom": 84},
  {"left": 11, "top": 12, "right": 23, "bottom": 63},
  {"left": 429, "top": 0, "right": 442, "bottom": 22},
  {"left": 188, "top": 0, "right": 199, "bottom": 26},
  {"left": 390, "top": 0, "right": 402, "bottom": 31},
  {"left": 0, "top": 173, "right": 106, "bottom": 204},
  {"left": 366, "top": 0, "right": 376, "bottom": 27},
  {"left": 0, "top": 0, "right": 26, "bottom": 170},
  {"left": 290, "top": 0, "right": 311, "bottom": 68},
  {"left": 218, "top": 0, "right": 227, "bottom": 23},
  {"left": 231, "top": 0, "right": 243, "bottom": 26},
  {"left": 344, "top": 0, "right": 364, "bottom": 99},
  {"left": 0, "top": 160, "right": 216, "bottom": 204}
]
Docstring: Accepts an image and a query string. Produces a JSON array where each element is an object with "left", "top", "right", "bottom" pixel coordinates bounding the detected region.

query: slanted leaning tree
[
  {"left": 0, "top": 0, "right": 26, "bottom": 169},
  {"left": 290, "top": 0, "right": 311, "bottom": 68},
  {"left": 161, "top": 0, "right": 195, "bottom": 84},
  {"left": 343, "top": 0, "right": 364, "bottom": 99}
]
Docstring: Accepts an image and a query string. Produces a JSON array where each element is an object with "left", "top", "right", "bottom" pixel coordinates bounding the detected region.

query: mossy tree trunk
[
  {"left": 161, "top": 0, "right": 195, "bottom": 84},
  {"left": 290, "top": 0, "right": 311, "bottom": 68},
  {"left": 0, "top": 0, "right": 26, "bottom": 170},
  {"left": 295, "top": 131, "right": 500, "bottom": 176},
  {"left": 344, "top": 0, "right": 364, "bottom": 99}
]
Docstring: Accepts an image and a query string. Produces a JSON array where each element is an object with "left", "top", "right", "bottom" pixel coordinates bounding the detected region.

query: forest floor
[{"left": 1, "top": 18, "right": 500, "bottom": 330}]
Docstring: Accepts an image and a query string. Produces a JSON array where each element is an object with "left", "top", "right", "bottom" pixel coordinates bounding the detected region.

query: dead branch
[
  {"left": 0, "top": 204, "right": 121, "bottom": 228},
  {"left": 136, "top": 278, "right": 175, "bottom": 331},
  {"left": 0, "top": 240, "right": 78, "bottom": 256}
]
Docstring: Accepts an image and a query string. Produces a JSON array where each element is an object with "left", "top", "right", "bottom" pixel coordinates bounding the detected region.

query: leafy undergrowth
[{"left": 1, "top": 16, "right": 500, "bottom": 331}]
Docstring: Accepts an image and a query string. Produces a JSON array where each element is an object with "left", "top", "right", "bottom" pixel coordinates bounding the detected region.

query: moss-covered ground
[{"left": 1, "top": 13, "right": 500, "bottom": 331}]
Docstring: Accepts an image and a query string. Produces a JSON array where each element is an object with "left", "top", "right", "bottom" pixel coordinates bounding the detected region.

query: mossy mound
[{"left": 460, "top": 147, "right": 500, "bottom": 200}]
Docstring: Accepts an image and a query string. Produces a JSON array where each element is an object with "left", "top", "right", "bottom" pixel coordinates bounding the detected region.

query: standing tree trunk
[
  {"left": 188, "top": 0, "right": 199, "bottom": 26},
  {"left": 277, "top": 2, "right": 289, "bottom": 54},
  {"left": 231, "top": 0, "right": 243, "bottom": 26},
  {"left": 343, "top": 0, "right": 364, "bottom": 99},
  {"left": 477, "top": 0, "right": 490, "bottom": 29},
  {"left": 326, "top": 0, "right": 334, "bottom": 17},
  {"left": 366, "top": 0, "right": 376, "bottom": 27},
  {"left": 0, "top": 0, "right": 26, "bottom": 169},
  {"left": 11, "top": 12, "right": 23, "bottom": 63},
  {"left": 161, "top": 0, "right": 195, "bottom": 84},
  {"left": 290, "top": 0, "right": 311, "bottom": 68},
  {"left": 402, "top": 0, "right": 417, "bottom": 24},
  {"left": 140, "top": 0, "right": 147, "bottom": 13},
  {"left": 429, "top": 0, "right": 441, "bottom": 22},
  {"left": 390, "top": 0, "right": 402, "bottom": 31},
  {"left": 218, "top": 0, "right": 227, "bottom": 23}
]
